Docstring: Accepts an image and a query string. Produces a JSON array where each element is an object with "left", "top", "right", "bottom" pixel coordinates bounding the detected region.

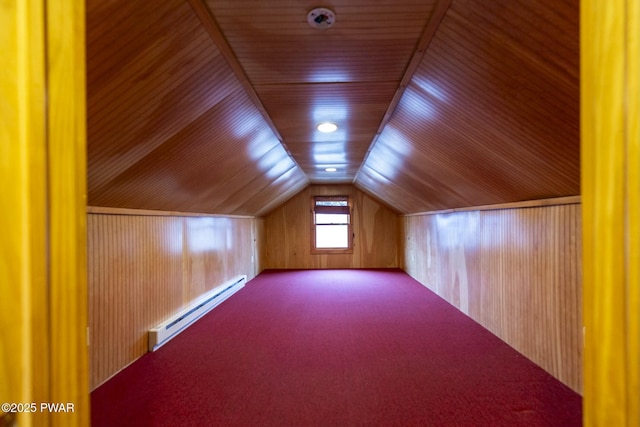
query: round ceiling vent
[{"left": 307, "top": 7, "right": 336, "bottom": 30}]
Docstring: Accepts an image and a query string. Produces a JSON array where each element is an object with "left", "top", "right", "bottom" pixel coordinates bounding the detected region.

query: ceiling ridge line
[
  {"left": 352, "top": 0, "right": 453, "bottom": 185},
  {"left": 187, "top": 0, "right": 309, "bottom": 186}
]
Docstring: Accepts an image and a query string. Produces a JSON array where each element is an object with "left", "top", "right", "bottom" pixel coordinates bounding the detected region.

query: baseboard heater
[{"left": 148, "top": 275, "right": 246, "bottom": 352}]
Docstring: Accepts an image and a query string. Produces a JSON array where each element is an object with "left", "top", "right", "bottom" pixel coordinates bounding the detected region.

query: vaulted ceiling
[{"left": 86, "top": 0, "right": 580, "bottom": 216}]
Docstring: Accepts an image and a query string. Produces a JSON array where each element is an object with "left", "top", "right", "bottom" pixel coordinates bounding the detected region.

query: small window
[{"left": 311, "top": 196, "right": 352, "bottom": 253}]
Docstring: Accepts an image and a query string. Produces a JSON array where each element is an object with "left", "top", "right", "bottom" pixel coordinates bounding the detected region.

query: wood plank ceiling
[{"left": 86, "top": 0, "right": 579, "bottom": 216}]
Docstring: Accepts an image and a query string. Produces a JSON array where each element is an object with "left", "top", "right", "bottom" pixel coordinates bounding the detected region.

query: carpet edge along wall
[
  {"left": 402, "top": 202, "right": 582, "bottom": 394},
  {"left": 91, "top": 269, "right": 582, "bottom": 427},
  {"left": 87, "top": 212, "right": 258, "bottom": 389}
]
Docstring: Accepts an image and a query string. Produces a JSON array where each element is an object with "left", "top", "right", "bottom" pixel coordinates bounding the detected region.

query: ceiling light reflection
[
  {"left": 312, "top": 142, "right": 346, "bottom": 163},
  {"left": 413, "top": 76, "right": 448, "bottom": 101}
]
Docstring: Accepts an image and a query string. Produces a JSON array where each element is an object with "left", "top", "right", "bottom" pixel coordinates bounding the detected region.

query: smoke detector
[{"left": 307, "top": 7, "right": 336, "bottom": 30}]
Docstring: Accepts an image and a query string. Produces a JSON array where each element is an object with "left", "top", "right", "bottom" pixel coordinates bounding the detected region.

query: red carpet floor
[{"left": 91, "top": 269, "right": 582, "bottom": 426}]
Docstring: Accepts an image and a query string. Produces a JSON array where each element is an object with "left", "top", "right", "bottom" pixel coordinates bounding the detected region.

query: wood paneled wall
[
  {"left": 87, "top": 210, "right": 258, "bottom": 389},
  {"left": 2, "top": 0, "right": 89, "bottom": 424},
  {"left": 401, "top": 202, "right": 582, "bottom": 393},
  {"left": 263, "top": 185, "right": 399, "bottom": 269},
  {"left": 581, "top": 0, "right": 639, "bottom": 422},
  {"left": 255, "top": 217, "right": 265, "bottom": 273}
]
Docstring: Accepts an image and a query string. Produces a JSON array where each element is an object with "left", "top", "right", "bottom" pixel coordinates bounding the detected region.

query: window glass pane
[
  {"left": 315, "top": 213, "right": 348, "bottom": 224},
  {"left": 315, "top": 225, "right": 348, "bottom": 248},
  {"left": 315, "top": 200, "right": 348, "bottom": 207}
]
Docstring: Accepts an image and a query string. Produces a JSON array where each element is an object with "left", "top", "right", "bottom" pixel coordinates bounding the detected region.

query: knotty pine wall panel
[
  {"left": 88, "top": 211, "right": 258, "bottom": 389},
  {"left": 401, "top": 203, "right": 582, "bottom": 393},
  {"left": 263, "top": 185, "right": 399, "bottom": 269}
]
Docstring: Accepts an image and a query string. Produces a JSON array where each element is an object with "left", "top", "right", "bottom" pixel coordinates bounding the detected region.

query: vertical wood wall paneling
[
  {"left": 1, "top": 0, "right": 88, "bottom": 425},
  {"left": 628, "top": 0, "right": 640, "bottom": 420},
  {"left": 263, "top": 185, "right": 399, "bottom": 269},
  {"left": 581, "top": 0, "right": 640, "bottom": 424},
  {"left": 47, "top": 0, "right": 89, "bottom": 424},
  {"left": 1, "top": 1, "right": 49, "bottom": 425},
  {"left": 253, "top": 218, "right": 265, "bottom": 275},
  {"left": 401, "top": 203, "right": 582, "bottom": 393},
  {"left": 87, "top": 212, "right": 258, "bottom": 390}
]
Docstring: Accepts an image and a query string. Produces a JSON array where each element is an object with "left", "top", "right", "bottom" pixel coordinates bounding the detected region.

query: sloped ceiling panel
[
  {"left": 255, "top": 82, "right": 399, "bottom": 183},
  {"left": 86, "top": 0, "right": 308, "bottom": 216},
  {"left": 206, "top": 0, "right": 440, "bottom": 184},
  {"left": 87, "top": 0, "right": 580, "bottom": 217},
  {"left": 355, "top": 0, "right": 580, "bottom": 213}
]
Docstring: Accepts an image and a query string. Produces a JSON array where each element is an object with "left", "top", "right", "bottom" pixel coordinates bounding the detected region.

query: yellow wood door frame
[
  {"left": 1, "top": 0, "right": 88, "bottom": 426},
  {"left": 581, "top": 0, "right": 639, "bottom": 425}
]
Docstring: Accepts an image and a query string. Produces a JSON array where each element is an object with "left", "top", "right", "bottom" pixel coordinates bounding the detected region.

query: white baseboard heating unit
[{"left": 148, "top": 274, "right": 246, "bottom": 352}]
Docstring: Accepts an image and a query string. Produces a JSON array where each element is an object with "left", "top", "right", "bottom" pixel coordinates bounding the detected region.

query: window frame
[{"left": 310, "top": 195, "right": 353, "bottom": 254}]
